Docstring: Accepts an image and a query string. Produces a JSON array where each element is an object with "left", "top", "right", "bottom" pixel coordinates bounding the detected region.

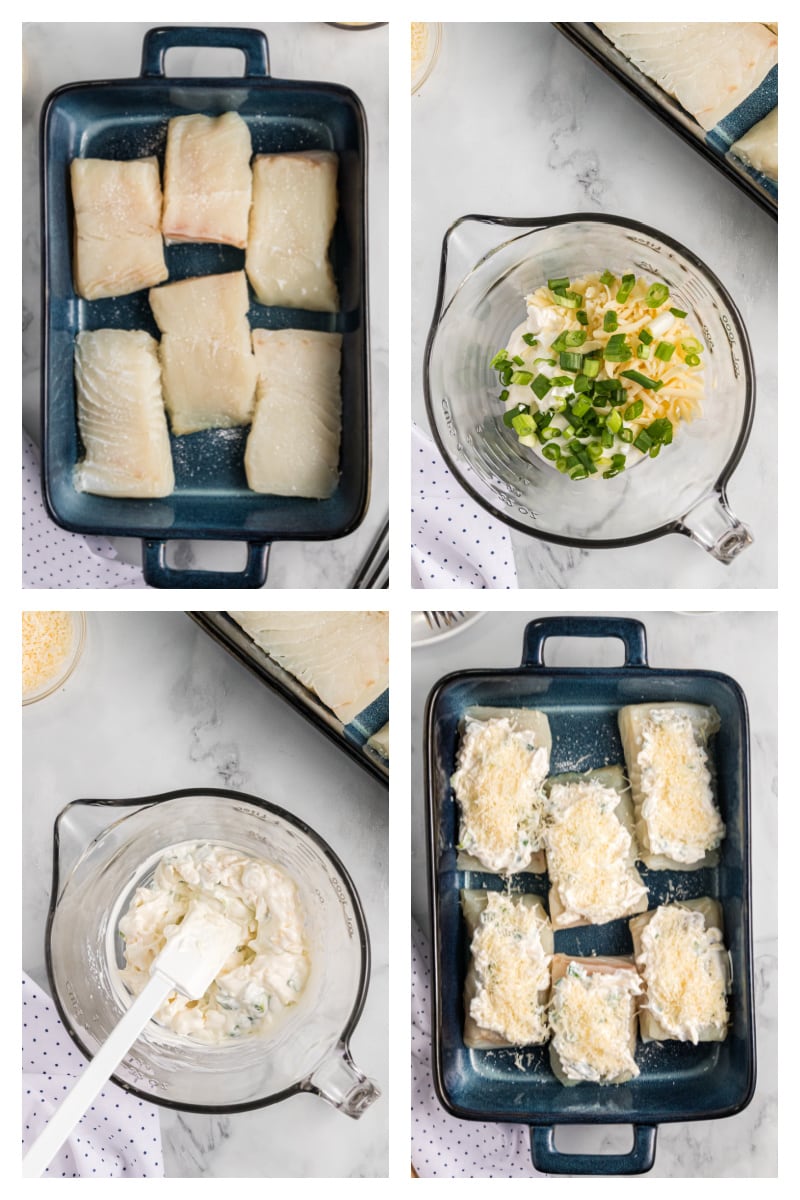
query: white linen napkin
[
  {"left": 411, "top": 922, "right": 540, "bottom": 1178},
  {"left": 411, "top": 424, "right": 517, "bottom": 589},
  {"left": 22, "top": 973, "right": 164, "bottom": 1178},
  {"left": 22, "top": 431, "right": 148, "bottom": 589}
]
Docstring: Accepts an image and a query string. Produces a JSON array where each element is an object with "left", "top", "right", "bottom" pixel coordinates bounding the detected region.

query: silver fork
[{"left": 423, "top": 611, "right": 466, "bottom": 629}]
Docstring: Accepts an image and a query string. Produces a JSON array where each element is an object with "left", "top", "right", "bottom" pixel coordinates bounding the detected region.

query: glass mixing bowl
[
  {"left": 424, "top": 214, "right": 755, "bottom": 561},
  {"left": 46, "top": 789, "right": 379, "bottom": 1117}
]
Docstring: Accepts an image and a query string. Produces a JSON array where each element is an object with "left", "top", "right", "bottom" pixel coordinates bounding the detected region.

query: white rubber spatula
[{"left": 22, "top": 899, "right": 241, "bottom": 1178}]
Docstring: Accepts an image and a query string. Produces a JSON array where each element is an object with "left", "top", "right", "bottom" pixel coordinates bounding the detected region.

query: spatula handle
[{"left": 22, "top": 974, "right": 170, "bottom": 1178}]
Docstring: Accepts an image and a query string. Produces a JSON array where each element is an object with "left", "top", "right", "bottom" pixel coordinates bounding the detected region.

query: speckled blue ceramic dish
[
  {"left": 40, "top": 27, "right": 370, "bottom": 589},
  {"left": 425, "top": 616, "right": 755, "bottom": 1175}
]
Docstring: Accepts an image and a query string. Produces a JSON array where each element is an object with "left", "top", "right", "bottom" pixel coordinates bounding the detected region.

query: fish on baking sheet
[
  {"left": 244, "top": 328, "right": 341, "bottom": 498},
  {"left": 246, "top": 151, "right": 339, "bottom": 312},
  {"left": 731, "top": 106, "right": 778, "bottom": 180},
  {"left": 73, "top": 329, "right": 174, "bottom": 498},
  {"left": 161, "top": 111, "right": 253, "bottom": 249},
  {"left": 228, "top": 611, "right": 388, "bottom": 726},
  {"left": 149, "top": 271, "right": 257, "bottom": 435},
  {"left": 596, "top": 23, "right": 778, "bottom": 130},
  {"left": 70, "top": 157, "right": 168, "bottom": 300}
]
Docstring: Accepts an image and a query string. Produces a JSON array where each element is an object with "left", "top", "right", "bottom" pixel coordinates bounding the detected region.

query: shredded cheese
[
  {"left": 550, "top": 963, "right": 641, "bottom": 1083},
  {"left": 544, "top": 779, "right": 647, "bottom": 925},
  {"left": 452, "top": 717, "right": 548, "bottom": 873},
  {"left": 411, "top": 22, "right": 430, "bottom": 79},
  {"left": 638, "top": 905, "right": 729, "bottom": 1043},
  {"left": 638, "top": 708, "right": 724, "bottom": 862},
  {"left": 470, "top": 892, "right": 550, "bottom": 1045},
  {"left": 22, "top": 611, "right": 74, "bottom": 696}
]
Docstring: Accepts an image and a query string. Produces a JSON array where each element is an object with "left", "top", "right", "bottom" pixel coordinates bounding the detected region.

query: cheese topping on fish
[
  {"left": 638, "top": 709, "right": 724, "bottom": 863},
  {"left": 469, "top": 891, "right": 550, "bottom": 1045},
  {"left": 550, "top": 962, "right": 641, "bottom": 1083},
  {"left": 637, "top": 905, "right": 729, "bottom": 1044}
]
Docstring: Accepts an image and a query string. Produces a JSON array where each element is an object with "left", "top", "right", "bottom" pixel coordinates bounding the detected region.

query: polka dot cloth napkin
[
  {"left": 22, "top": 431, "right": 148, "bottom": 589},
  {"left": 411, "top": 425, "right": 517, "bottom": 589},
  {"left": 411, "top": 923, "right": 541, "bottom": 1178},
  {"left": 22, "top": 973, "right": 164, "bottom": 1178}
]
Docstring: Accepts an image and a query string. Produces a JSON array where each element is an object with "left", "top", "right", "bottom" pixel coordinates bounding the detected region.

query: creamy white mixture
[
  {"left": 639, "top": 905, "right": 729, "bottom": 1043},
  {"left": 550, "top": 962, "right": 642, "bottom": 1083},
  {"left": 470, "top": 892, "right": 550, "bottom": 1045},
  {"left": 638, "top": 708, "right": 724, "bottom": 862},
  {"left": 119, "top": 842, "right": 310, "bottom": 1044}
]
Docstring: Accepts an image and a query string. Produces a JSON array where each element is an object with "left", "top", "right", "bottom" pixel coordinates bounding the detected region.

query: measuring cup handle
[
  {"left": 677, "top": 490, "right": 753, "bottom": 564},
  {"left": 142, "top": 540, "right": 271, "bottom": 589},
  {"left": 431, "top": 215, "right": 547, "bottom": 326},
  {"left": 531, "top": 1124, "right": 657, "bottom": 1175},
  {"left": 140, "top": 26, "right": 271, "bottom": 78},
  {"left": 522, "top": 616, "right": 649, "bottom": 668},
  {"left": 303, "top": 1043, "right": 381, "bottom": 1119}
]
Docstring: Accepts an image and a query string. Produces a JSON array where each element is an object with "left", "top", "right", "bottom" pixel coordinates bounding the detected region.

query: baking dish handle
[
  {"left": 531, "top": 1124, "right": 657, "bottom": 1175},
  {"left": 140, "top": 27, "right": 271, "bottom": 79},
  {"left": 142, "top": 539, "right": 271, "bottom": 589},
  {"left": 522, "top": 616, "right": 648, "bottom": 668}
]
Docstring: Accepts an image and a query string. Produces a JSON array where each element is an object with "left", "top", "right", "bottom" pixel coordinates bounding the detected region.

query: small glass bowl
[
  {"left": 22, "top": 611, "right": 86, "bottom": 706},
  {"left": 412, "top": 22, "right": 442, "bottom": 95}
]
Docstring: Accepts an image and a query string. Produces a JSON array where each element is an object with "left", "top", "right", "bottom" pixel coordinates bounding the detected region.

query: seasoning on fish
[
  {"left": 70, "top": 157, "right": 168, "bottom": 300},
  {"left": 161, "top": 111, "right": 253, "bottom": 249},
  {"left": 245, "top": 328, "right": 342, "bottom": 498}
]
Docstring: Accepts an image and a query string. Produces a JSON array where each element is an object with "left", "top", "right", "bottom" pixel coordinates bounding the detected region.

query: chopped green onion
[
  {"left": 574, "top": 374, "right": 591, "bottom": 394},
  {"left": 612, "top": 454, "right": 627, "bottom": 469},
  {"left": 555, "top": 457, "right": 569, "bottom": 473},
  {"left": 550, "top": 396, "right": 568, "bottom": 413},
  {"left": 571, "top": 396, "right": 592, "bottom": 418},
  {"left": 620, "top": 369, "right": 663, "bottom": 391},
  {"left": 551, "top": 290, "right": 582, "bottom": 309},
  {"left": 616, "top": 274, "right": 635, "bottom": 304},
  {"left": 490, "top": 350, "right": 509, "bottom": 369},
  {"left": 551, "top": 332, "right": 570, "bottom": 353},
  {"left": 603, "top": 310, "right": 618, "bottom": 332},
  {"left": 511, "top": 413, "right": 537, "bottom": 437},
  {"left": 500, "top": 366, "right": 513, "bottom": 386},
  {"left": 559, "top": 351, "right": 583, "bottom": 371},
  {"left": 565, "top": 330, "right": 587, "bottom": 347},
  {"left": 602, "top": 468, "right": 621, "bottom": 479},
  {"left": 606, "top": 410, "right": 623, "bottom": 434},
  {"left": 649, "top": 445, "right": 661, "bottom": 458},
  {"left": 541, "top": 426, "right": 561, "bottom": 440},
  {"left": 625, "top": 399, "right": 644, "bottom": 420},
  {"left": 503, "top": 404, "right": 529, "bottom": 428},
  {"left": 634, "top": 429, "right": 653, "bottom": 452},
  {"left": 549, "top": 376, "right": 573, "bottom": 388},
  {"left": 577, "top": 309, "right": 589, "bottom": 326},
  {"left": 522, "top": 333, "right": 539, "bottom": 347},
  {"left": 570, "top": 467, "right": 589, "bottom": 480},
  {"left": 685, "top": 353, "right": 701, "bottom": 367},
  {"left": 681, "top": 337, "right": 703, "bottom": 354},
  {"left": 655, "top": 341, "right": 675, "bottom": 362},
  {"left": 533, "top": 357, "right": 557, "bottom": 367},
  {"left": 600, "top": 270, "right": 616, "bottom": 287},
  {"left": 499, "top": 389, "right": 509, "bottom": 402},
  {"left": 530, "top": 374, "right": 552, "bottom": 400},
  {"left": 606, "top": 333, "right": 626, "bottom": 350},
  {"left": 510, "top": 370, "right": 533, "bottom": 386},
  {"left": 583, "top": 356, "right": 601, "bottom": 379},
  {"left": 587, "top": 442, "right": 603, "bottom": 461},
  {"left": 601, "top": 427, "right": 614, "bottom": 448},
  {"left": 639, "top": 328, "right": 654, "bottom": 345},
  {"left": 542, "top": 443, "right": 561, "bottom": 461},
  {"left": 604, "top": 348, "right": 632, "bottom": 362},
  {"left": 648, "top": 418, "right": 674, "bottom": 445},
  {"left": 512, "top": 355, "right": 524, "bottom": 366},
  {"left": 670, "top": 307, "right": 688, "bottom": 318},
  {"left": 563, "top": 425, "right": 576, "bottom": 439},
  {"left": 637, "top": 342, "right": 651, "bottom": 359},
  {"left": 548, "top": 276, "right": 570, "bottom": 291},
  {"left": 619, "top": 427, "right": 634, "bottom": 443},
  {"left": 645, "top": 282, "right": 670, "bottom": 307}
]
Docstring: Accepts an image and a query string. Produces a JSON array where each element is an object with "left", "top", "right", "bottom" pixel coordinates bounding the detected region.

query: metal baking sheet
[
  {"left": 189, "top": 611, "right": 388, "bottom": 788},
  {"left": 555, "top": 22, "right": 777, "bottom": 220}
]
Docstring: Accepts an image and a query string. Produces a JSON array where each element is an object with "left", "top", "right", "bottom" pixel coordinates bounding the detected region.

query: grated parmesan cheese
[
  {"left": 638, "top": 905, "right": 729, "bottom": 1043},
  {"left": 544, "top": 779, "right": 647, "bottom": 925},
  {"left": 638, "top": 708, "right": 724, "bottom": 862},
  {"left": 470, "top": 892, "right": 550, "bottom": 1045},
  {"left": 452, "top": 717, "right": 548, "bottom": 873},
  {"left": 22, "top": 612, "right": 75, "bottom": 697},
  {"left": 550, "top": 962, "right": 641, "bottom": 1083},
  {"left": 411, "top": 22, "right": 429, "bottom": 79}
]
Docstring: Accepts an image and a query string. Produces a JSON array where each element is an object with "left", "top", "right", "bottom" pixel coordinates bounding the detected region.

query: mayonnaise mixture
[
  {"left": 638, "top": 905, "right": 729, "bottom": 1043},
  {"left": 119, "top": 842, "right": 310, "bottom": 1044},
  {"left": 638, "top": 708, "right": 724, "bottom": 862},
  {"left": 550, "top": 962, "right": 642, "bottom": 1083}
]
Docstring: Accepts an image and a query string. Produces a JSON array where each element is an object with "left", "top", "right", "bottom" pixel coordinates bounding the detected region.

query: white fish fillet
[
  {"left": 597, "top": 23, "right": 778, "bottom": 130},
  {"left": 71, "top": 157, "right": 168, "bottom": 300},
  {"left": 245, "top": 328, "right": 341, "bottom": 498},
  {"left": 246, "top": 151, "right": 339, "bottom": 311},
  {"left": 162, "top": 111, "right": 253, "bottom": 249},
  {"left": 74, "top": 329, "right": 174, "bottom": 498},
  {"left": 149, "top": 271, "right": 257, "bottom": 435},
  {"left": 229, "top": 611, "right": 388, "bottom": 726},
  {"left": 731, "top": 106, "right": 778, "bottom": 179}
]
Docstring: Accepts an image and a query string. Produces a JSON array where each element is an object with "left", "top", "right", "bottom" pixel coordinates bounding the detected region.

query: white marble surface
[
  {"left": 22, "top": 22, "right": 388, "bottom": 589},
  {"left": 411, "top": 610, "right": 777, "bottom": 1176},
  {"left": 412, "top": 23, "right": 777, "bottom": 588},
  {"left": 22, "top": 611, "right": 388, "bottom": 1177}
]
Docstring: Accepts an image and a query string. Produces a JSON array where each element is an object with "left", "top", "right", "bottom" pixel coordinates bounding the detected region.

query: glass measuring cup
[
  {"left": 424, "top": 213, "right": 755, "bottom": 562},
  {"left": 46, "top": 788, "right": 379, "bottom": 1116}
]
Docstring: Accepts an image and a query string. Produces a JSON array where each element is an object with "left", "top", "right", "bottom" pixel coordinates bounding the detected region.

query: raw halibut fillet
[
  {"left": 71, "top": 157, "right": 168, "bottom": 300},
  {"left": 245, "top": 328, "right": 341, "bottom": 498},
  {"left": 246, "top": 151, "right": 339, "bottom": 311},
  {"left": 74, "top": 329, "right": 174, "bottom": 498},
  {"left": 731, "top": 107, "right": 778, "bottom": 179},
  {"left": 162, "top": 111, "right": 253, "bottom": 249},
  {"left": 149, "top": 271, "right": 257, "bottom": 435},
  {"left": 229, "top": 611, "right": 389, "bottom": 725},
  {"left": 597, "top": 23, "right": 778, "bottom": 130}
]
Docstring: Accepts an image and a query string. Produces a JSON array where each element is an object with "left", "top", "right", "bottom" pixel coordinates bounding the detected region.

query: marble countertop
[
  {"left": 412, "top": 22, "right": 777, "bottom": 588},
  {"left": 22, "top": 611, "right": 388, "bottom": 1177},
  {"left": 411, "top": 610, "right": 777, "bottom": 1176},
  {"left": 22, "top": 22, "right": 388, "bottom": 589}
]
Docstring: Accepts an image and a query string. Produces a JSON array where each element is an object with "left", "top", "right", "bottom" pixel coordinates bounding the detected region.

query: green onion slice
[
  {"left": 551, "top": 290, "right": 582, "bottom": 309},
  {"left": 624, "top": 399, "right": 644, "bottom": 420},
  {"left": 620, "top": 369, "right": 663, "bottom": 391},
  {"left": 655, "top": 341, "right": 675, "bottom": 362},
  {"left": 530, "top": 374, "right": 552, "bottom": 400},
  {"left": 499, "top": 389, "right": 509, "bottom": 402},
  {"left": 577, "top": 309, "right": 589, "bottom": 325},
  {"left": 565, "top": 330, "right": 587, "bottom": 347},
  {"left": 510, "top": 370, "right": 533, "bottom": 386},
  {"left": 619, "top": 427, "right": 634, "bottom": 443},
  {"left": 549, "top": 375, "right": 573, "bottom": 388},
  {"left": 512, "top": 355, "right": 524, "bottom": 366},
  {"left": 634, "top": 429, "right": 653, "bottom": 451},
  {"left": 685, "top": 353, "right": 701, "bottom": 367},
  {"left": 670, "top": 307, "right": 688, "bottom": 318},
  {"left": 490, "top": 350, "right": 509, "bottom": 369},
  {"left": 616, "top": 274, "right": 635, "bottom": 304},
  {"left": 512, "top": 413, "right": 537, "bottom": 436},
  {"left": 607, "top": 410, "right": 623, "bottom": 434},
  {"left": 639, "top": 328, "right": 654, "bottom": 345},
  {"left": 522, "top": 333, "right": 539, "bottom": 347},
  {"left": 548, "top": 276, "right": 570, "bottom": 291},
  {"left": 542, "top": 443, "right": 561, "bottom": 461},
  {"left": 603, "top": 310, "right": 618, "bottom": 332},
  {"left": 645, "top": 282, "right": 670, "bottom": 307},
  {"left": 559, "top": 351, "right": 583, "bottom": 371},
  {"left": 583, "top": 357, "right": 601, "bottom": 379},
  {"left": 600, "top": 270, "right": 616, "bottom": 287}
]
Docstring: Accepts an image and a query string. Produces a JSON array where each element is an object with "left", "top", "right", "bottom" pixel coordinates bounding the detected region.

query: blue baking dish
[
  {"left": 424, "top": 616, "right": 755, "bottom": 1175},
  {"left": 40, "top": 26, "right": 370, "bottom": 589}
]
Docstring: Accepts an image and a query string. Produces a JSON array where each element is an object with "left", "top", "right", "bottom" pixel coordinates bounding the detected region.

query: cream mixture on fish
[{"left": 119, "top": 842, "right": 310, "bottom": 1043}]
